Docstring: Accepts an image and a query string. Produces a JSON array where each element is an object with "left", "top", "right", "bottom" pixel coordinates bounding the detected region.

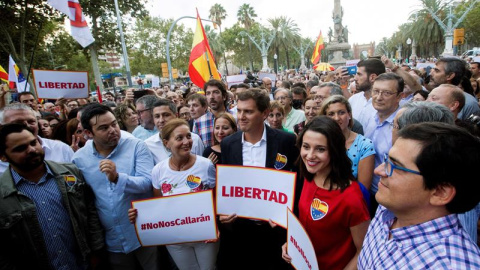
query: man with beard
[
  {"left": 72, "top": 104, "right": 158, "bottom": 270},
  {"left": 349, "top": 58, "right": 386, "bottom": 127},
  {"left": 133, "top": 95, "right": 159, "bottom": 140},
  {"left": 193, "top": 79, "right": 231, "bottom": 147},
  {"left": 0, "top": 104, "right": 74, "bottom": 174},
  {"left": 0, "top": 124, "right": 105, "bottom": 269}
]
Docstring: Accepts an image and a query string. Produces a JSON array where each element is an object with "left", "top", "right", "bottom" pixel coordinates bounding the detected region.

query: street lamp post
[
  {"left": 274, "top": 54, "right": 278, "bottom": 74},
  {"left": 406, "top": 38, "right": 412, "bottom": 63}
]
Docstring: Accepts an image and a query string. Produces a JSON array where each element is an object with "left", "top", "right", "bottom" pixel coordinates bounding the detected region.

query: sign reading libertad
[{"left": 32, "top": 69, "right": 89, "bottom": 99}]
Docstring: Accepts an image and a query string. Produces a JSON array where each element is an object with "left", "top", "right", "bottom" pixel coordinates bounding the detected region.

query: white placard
[
  {"left": 258, "top": 72, "right": 277, "bottom": 85},
  {"left": 287, "top": 208, "right": 319, "bottom": 270},
  {"left": 415, "top": 62, "right": 436, "bottom": 69},
  {"left": 152, "top": 77, "right": 160, "bottom": 88},
  {"left": 345, "top": 59, "right": 360, "bottom": 67},
  {"left": 216, "top": 165, "right": 296, "bottom": 228},
  {"left": 32, "top": 69, "right": 89, "bottom": 99},
  {"left": 132, "top": 190, "right": 218, "bottom": 246},
  {"left": 226, "top": 74, "right": 246, "bottom": 89}
]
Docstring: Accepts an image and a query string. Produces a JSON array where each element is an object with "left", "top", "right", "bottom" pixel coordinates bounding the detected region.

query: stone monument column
[{"left": 326, "top": 0, "right": 351, "bottom": 67}]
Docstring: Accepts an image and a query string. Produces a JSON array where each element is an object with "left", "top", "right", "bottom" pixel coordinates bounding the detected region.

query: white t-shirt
[
  {"left": 151, "top": 155, "right": 216, "bottom": 196},
  {"left": 145, "top": 132, "right": 205, "bottom": 165}
]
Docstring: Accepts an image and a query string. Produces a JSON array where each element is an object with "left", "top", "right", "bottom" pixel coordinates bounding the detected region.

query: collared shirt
[
  {"left": 12, "top": 163, "right": 84, "bottom": 270},
  {"left": 399, "top": 93, "right": 413, "bottom": 107},
  {"left": 242, "top": 125, "right": 267, "bottom": 167},
  {"left": 284, "top": 108, "right": 306, "bottom": 133},
  {"left": 363, "top": 108, "right": 399, "bottom": 194},
  {"left": 0, "top": 136, "right": 74, "bottom": 174},
  {"left": 144, "top": 131, "right": 205, "bottom": 165},
  {"left": 72, "top": 136, "right": 154, "bottom": 253},
  {"left": 349, "top": 92, "right": 376, "bottom": 127},
  {"left": 358, "top": 205, "right": 480, "bottom": 269},
  {"left": 458, "top": 92, "right": 480, "bottom": 120},
  {"left": 131, "top": 125, "right": 158, "bottom": 141}
]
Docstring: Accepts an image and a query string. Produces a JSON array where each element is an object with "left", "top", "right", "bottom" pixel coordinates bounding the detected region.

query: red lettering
[
  {"left": 279, "top": 193, "right": 287, "bottom": 204},
  {"left": 146, "top": 223, "right": 153, "bottom": 229},
  {"left": 72, "top": 83, "right": 78, "bottom": 88},
  {"left": 222, "top": 186, "right": 230, "bottom": 197},
  {"left": 252, "top": 188, "right": 261, "bottom": 199},
  {"left": 39, "top": 81, "right": 45, "bottom": 88},
  {"left": 244, "top": 187, "right": 252, "bottom": 198},
  {"left": 79, "top": 83, "right": 85, "bottom": 88},
  {"left": 262, "top": 189, "right": 269, "bottom": 200},
  {"left": 55, "top": 82, "right": 60, "bottom": 88},
  {"left": 48, "top": 82, "right": 54, "bottom": 88},
  {"left": 268, "top": 190, "right": 278, "bottom": 203},
  {"left": 235, "top": 186, "right": 244, "bottom": 197},
  {"left": 61, "top": 83, "right": 67, "bottom": 88}
]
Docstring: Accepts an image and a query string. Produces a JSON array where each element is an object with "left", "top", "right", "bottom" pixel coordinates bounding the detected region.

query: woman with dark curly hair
[{"left": 113, "top": 103, "right": 139, "bottom": 133}]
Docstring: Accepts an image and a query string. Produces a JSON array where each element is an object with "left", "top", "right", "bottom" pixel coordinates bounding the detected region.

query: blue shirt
[
  {"left": 358, "top": 205, "right": 480, "bottom": 269},
  {"left": 72, "top": 136, "right": 154, "bottom": 253},
  {"left": 346, "top": 134, "right": 375, "bottom": 179},
  {"left": 132, "top": 125, "right": 158, "bottom": 141},
  {"left": 12, "top": 163, "right": 84, "bottom": 270},
  {"left": 363, "top": 108, "right": 399, "bottom": 194}
]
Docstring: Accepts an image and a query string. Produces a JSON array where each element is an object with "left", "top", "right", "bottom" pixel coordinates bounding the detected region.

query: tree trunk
[
  {"left": 285, "top": 46, "right": 290, "bottom": 69},
  {"left": 90, "top": 15, "right": 104, "bottom": 93}
]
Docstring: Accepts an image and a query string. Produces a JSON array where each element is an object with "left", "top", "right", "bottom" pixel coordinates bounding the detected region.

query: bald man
[{"left": 427, "top": 84, "right": 465, "bottom": 119}]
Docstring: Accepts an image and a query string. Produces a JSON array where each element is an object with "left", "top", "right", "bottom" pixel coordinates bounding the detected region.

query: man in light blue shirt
[
  {"left": 363, "top": 73, "right": 404, "bottom": 215},
  {"left": 132, "top": 95, "right": 158, "bottom": 140},
  {"left": 73, "top": 104, "right": 158, "bottom": 270}
]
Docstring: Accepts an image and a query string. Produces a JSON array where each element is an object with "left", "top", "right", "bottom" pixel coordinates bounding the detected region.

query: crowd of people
[{"left": 0, "top": 54, "right": 480, "bottom": 270}]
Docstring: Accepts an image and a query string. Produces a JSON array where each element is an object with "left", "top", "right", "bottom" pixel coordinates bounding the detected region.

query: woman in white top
[{"left": 130, "top": 119, "right": 218, "bottom": 270}]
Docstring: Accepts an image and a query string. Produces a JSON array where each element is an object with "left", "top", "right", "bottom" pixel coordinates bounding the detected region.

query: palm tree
[
  {"left": 237, "top": 3, "right": 257, "bottom": 71},
  {"left": 209, "top": 3, "right": 227, "bottom": 28},
  {"left": 408, "top": 0, "right": 447, "bottom": 57},
  {"left": 204, "top": 24, "right": 225, "bottom": 66},
  {"left": 268, "top": 16, "right": 300, "bottom": 69}
]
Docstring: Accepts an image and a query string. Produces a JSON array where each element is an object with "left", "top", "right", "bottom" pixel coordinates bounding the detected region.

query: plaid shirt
[
  {"left": 193, "top": 109, "right": 233, "bottom": 147},
  {"left": 358, "top": 205, "right": 480, "bottom": 269}
]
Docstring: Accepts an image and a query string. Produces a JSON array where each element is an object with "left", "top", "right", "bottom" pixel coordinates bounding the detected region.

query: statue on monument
[
  {"left": 328, "top": 27, "right": 333, "bottom": 43},
  {"left": 327, "top": 0, "right": 351, "bottom": 67}
]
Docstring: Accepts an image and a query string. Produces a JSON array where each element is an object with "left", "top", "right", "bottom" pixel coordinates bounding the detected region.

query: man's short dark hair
[
  {"left": 104, "top": 91, "right": 115, "bottom": 97},
  {"left": 0, "top": 124, "right": 34, "bottom": 155},
  {"left": 319, "top": 82, "right": 343, "bottom": 96},
  {"left": 280, "top": 81, "right": 291, "bottom": 89},
  {"left": 292, "top": 82, "right": 306, "bottom": 89},
  {"left": 80, "top": 103, "right": 114, "bottom": 132},
  {"left": 398, "top": 122, "right": 480, "bottom": 213},
  {"left": 152, "top": 99, "right": 177, "bottom": 114},
  {"left": 292, "top": 87, "right": 307, "bottom": 99},
  {"left": 306, "top": 80, "right": 319, "bottom": 89},
  {"left": 204, "top": 79, "right": 228, "bottom": 108},
  {"left": 17, "top": 92, "right": 34, "bottom": 101},
  {"left": 236, "top": 83, "right": 250, "bottom": 89},
  {"left": 438, "top": 57, "right": 467, "bottom": 86},
  {"left": 186, "top": 93, "right": 207, "bottom": 107},
  {"left": 357, "top": 58, "right": 386, "bottom": 77},
  {"left": 237, "top": 89, "right": 270, "bottom": 112},
  {"left": 374, "top": 73, "right": 405, "bottom": 93}
]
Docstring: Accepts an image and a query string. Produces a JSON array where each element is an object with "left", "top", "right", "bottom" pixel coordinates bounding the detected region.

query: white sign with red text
[
  {"left": 226, "top": 74, "right": 246, "bottom": 89},
  {"left": 287, "top": 208, "right": 319, "bottom": 270},
  {"left": 32, "top": 69, "right": 89, "bottom": 99},
  {"left": 345, "top": 59, "right": 360, "bottom": 67},
  {"left": 132, "top": 190, "right": 218, "bottom": 246},
  {"left": 216, "top": 165, "right": 296, "bottom": 228}
]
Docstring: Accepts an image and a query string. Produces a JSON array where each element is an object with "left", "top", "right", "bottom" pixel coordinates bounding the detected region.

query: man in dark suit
[{"left": 218, "top": 89, "right": 299, "bottom": 270}]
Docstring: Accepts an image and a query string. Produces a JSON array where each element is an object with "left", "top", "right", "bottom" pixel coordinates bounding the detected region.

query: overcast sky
[{"left": 147, "top": 0, "right": 424, "bottom": 45}]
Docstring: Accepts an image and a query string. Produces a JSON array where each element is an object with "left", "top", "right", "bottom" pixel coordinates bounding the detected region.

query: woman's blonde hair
[{"left": 319, "top": 95, "right": 353, "bottom": 128}]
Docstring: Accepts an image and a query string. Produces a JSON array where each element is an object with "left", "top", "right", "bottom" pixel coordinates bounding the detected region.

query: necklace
[{"left": 170, "top": 154, "right": 191, "bottom": 171}]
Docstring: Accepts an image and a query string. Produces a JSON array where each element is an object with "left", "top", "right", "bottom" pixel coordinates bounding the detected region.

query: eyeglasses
[
  {"left": 136, "top": 108, "right": 151, "bottom": 114},
  {"left": 314, "top": 95, "right": 327, "bottom": 101},
  {"left": 372, "top": 90, "right": 399, "bottom": 97},
  {"left": 275, "top": 96, "right": 289, "bottom": 101},
  {"left": 383, "top": 153, "right": 421, "bottom": 177}
]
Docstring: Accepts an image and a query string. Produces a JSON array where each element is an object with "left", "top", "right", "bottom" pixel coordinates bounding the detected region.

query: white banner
[
  {"left": 32, "top": 70, "right": 89, "bottom": 99},
  {"left": 152, "top": 77, "right": 160, "bottom": 88},
  {"left": 226, "top": 74, "right": 246, "bottom": 89},
  {"left": 416, "top": 62, "right": 436, "bottom": 69},
  {"left": 345, "top": 59, "right": 360, "bottom": 67},
  {"left": 216, "top": 165, "right": 296, "bottom": 228},
  {"left": 132, "top": 190, "right": 218, "bottom": 246},
  {"left": 287, "top": 208, "right": 319, "bottom": 270}
]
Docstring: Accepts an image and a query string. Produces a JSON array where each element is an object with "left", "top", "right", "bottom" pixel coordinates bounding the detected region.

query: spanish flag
[
  {"left": 188, "top": 9, "right": 220, "bottom": 89},
  {"left": 0, "top": 65, "right": 8, "bottom": 83},
  {"left": 311, "top": 31, "right": 324, "bottom": 65}
]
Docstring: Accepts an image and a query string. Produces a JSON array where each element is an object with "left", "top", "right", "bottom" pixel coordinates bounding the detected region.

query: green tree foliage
[
  {"left": 209, "top": 3, "right": 227, "bottom": 27},
  {"left": 127, "top": 16, "right": 193, "bottom": 75},
  {"left": 455, "top": 0, "right": 480, "bottom": 47}
]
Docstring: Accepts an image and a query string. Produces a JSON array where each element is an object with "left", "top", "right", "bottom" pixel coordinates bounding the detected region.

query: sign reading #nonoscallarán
[
  {"left": 132, "top": 190, "right": 218, "bottom": 246},
  {"left": 216, "top": 165, "right": 296, "bottom": 228},
  {"left": 287, "top": 208, "right": 319, "bottom": 270},
  {"left": 32, "top": 69, "right": 89, "bottom": 99}
]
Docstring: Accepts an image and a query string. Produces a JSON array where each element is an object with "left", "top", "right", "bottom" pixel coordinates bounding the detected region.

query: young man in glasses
[{"left": 359, "top": 122, "right": 480, "bottom": 269}]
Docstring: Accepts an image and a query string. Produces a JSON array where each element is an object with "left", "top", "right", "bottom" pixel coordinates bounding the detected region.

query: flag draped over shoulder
[
  {"left": 8, "top": 55, "right": 30, "bottom": 93},
  {"left": 0, "top": 65, "right": 8, "bottom": 83},
  {"left": 47, "top": 0, "right": 94, "bottom": 48},
  {"left": 188, "top": 10, "right": 221, "bottom": 89},
  {"left": 311, "top": 31, "right": 324, "bottom": 65}
]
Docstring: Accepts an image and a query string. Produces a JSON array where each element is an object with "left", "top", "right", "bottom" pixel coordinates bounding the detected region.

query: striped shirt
[
  {"left": 358, "top": 205, "right": 480, "bottom": 269},
  {"left": 12, "top": 164, "right": 84, "bottom": 270},
  {"left": 193, "top": 111, "right": 215, "bottom": 147}
]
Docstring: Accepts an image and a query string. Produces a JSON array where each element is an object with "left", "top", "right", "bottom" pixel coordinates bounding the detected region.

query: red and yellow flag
[
  {"left": 0, "top": 65, "right": 8, "bottom": 83},
  {"left": 188, "top": 10, "right": 220, "bottom": 89},
  {"left": 311, "top": 31, "right": 325, "bottom": 65}
]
